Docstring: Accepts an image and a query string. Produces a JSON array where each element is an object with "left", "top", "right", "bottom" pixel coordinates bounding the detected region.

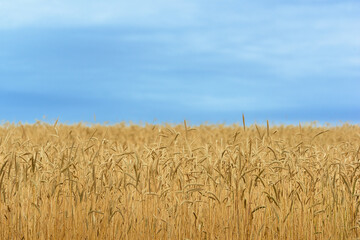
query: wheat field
[{"left": 0, "top": 121, "right": 359, "bottom": 239}]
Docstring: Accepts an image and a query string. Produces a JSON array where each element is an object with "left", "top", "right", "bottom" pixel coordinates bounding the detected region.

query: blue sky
[{"left": 0, "top": 0, "right": 359, "bottom": 125}]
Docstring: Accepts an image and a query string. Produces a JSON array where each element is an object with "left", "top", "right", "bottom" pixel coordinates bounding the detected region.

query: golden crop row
[{"left": 0, "top": 122, "right": 359, "bottom": 239}]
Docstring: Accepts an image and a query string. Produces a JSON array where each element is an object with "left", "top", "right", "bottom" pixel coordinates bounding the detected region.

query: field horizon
[{"left": 1, "top": 118, "right": 358, "bottom": 128}]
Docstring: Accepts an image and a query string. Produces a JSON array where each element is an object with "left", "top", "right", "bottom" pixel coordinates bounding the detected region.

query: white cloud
[
  {"left": 0, "top": 0, "right": 199, "bottom": 29},
  {"left": 1, "top": 0, "right": 359, "bottom": 112}
]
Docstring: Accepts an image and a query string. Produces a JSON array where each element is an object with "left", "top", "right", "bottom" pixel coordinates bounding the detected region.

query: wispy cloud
[
  {"left": 0, "top": 0, "right": 199, "bottom": 29},
  {"left": 0, "top": 0, "right": 359, "bottom": 123}
]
